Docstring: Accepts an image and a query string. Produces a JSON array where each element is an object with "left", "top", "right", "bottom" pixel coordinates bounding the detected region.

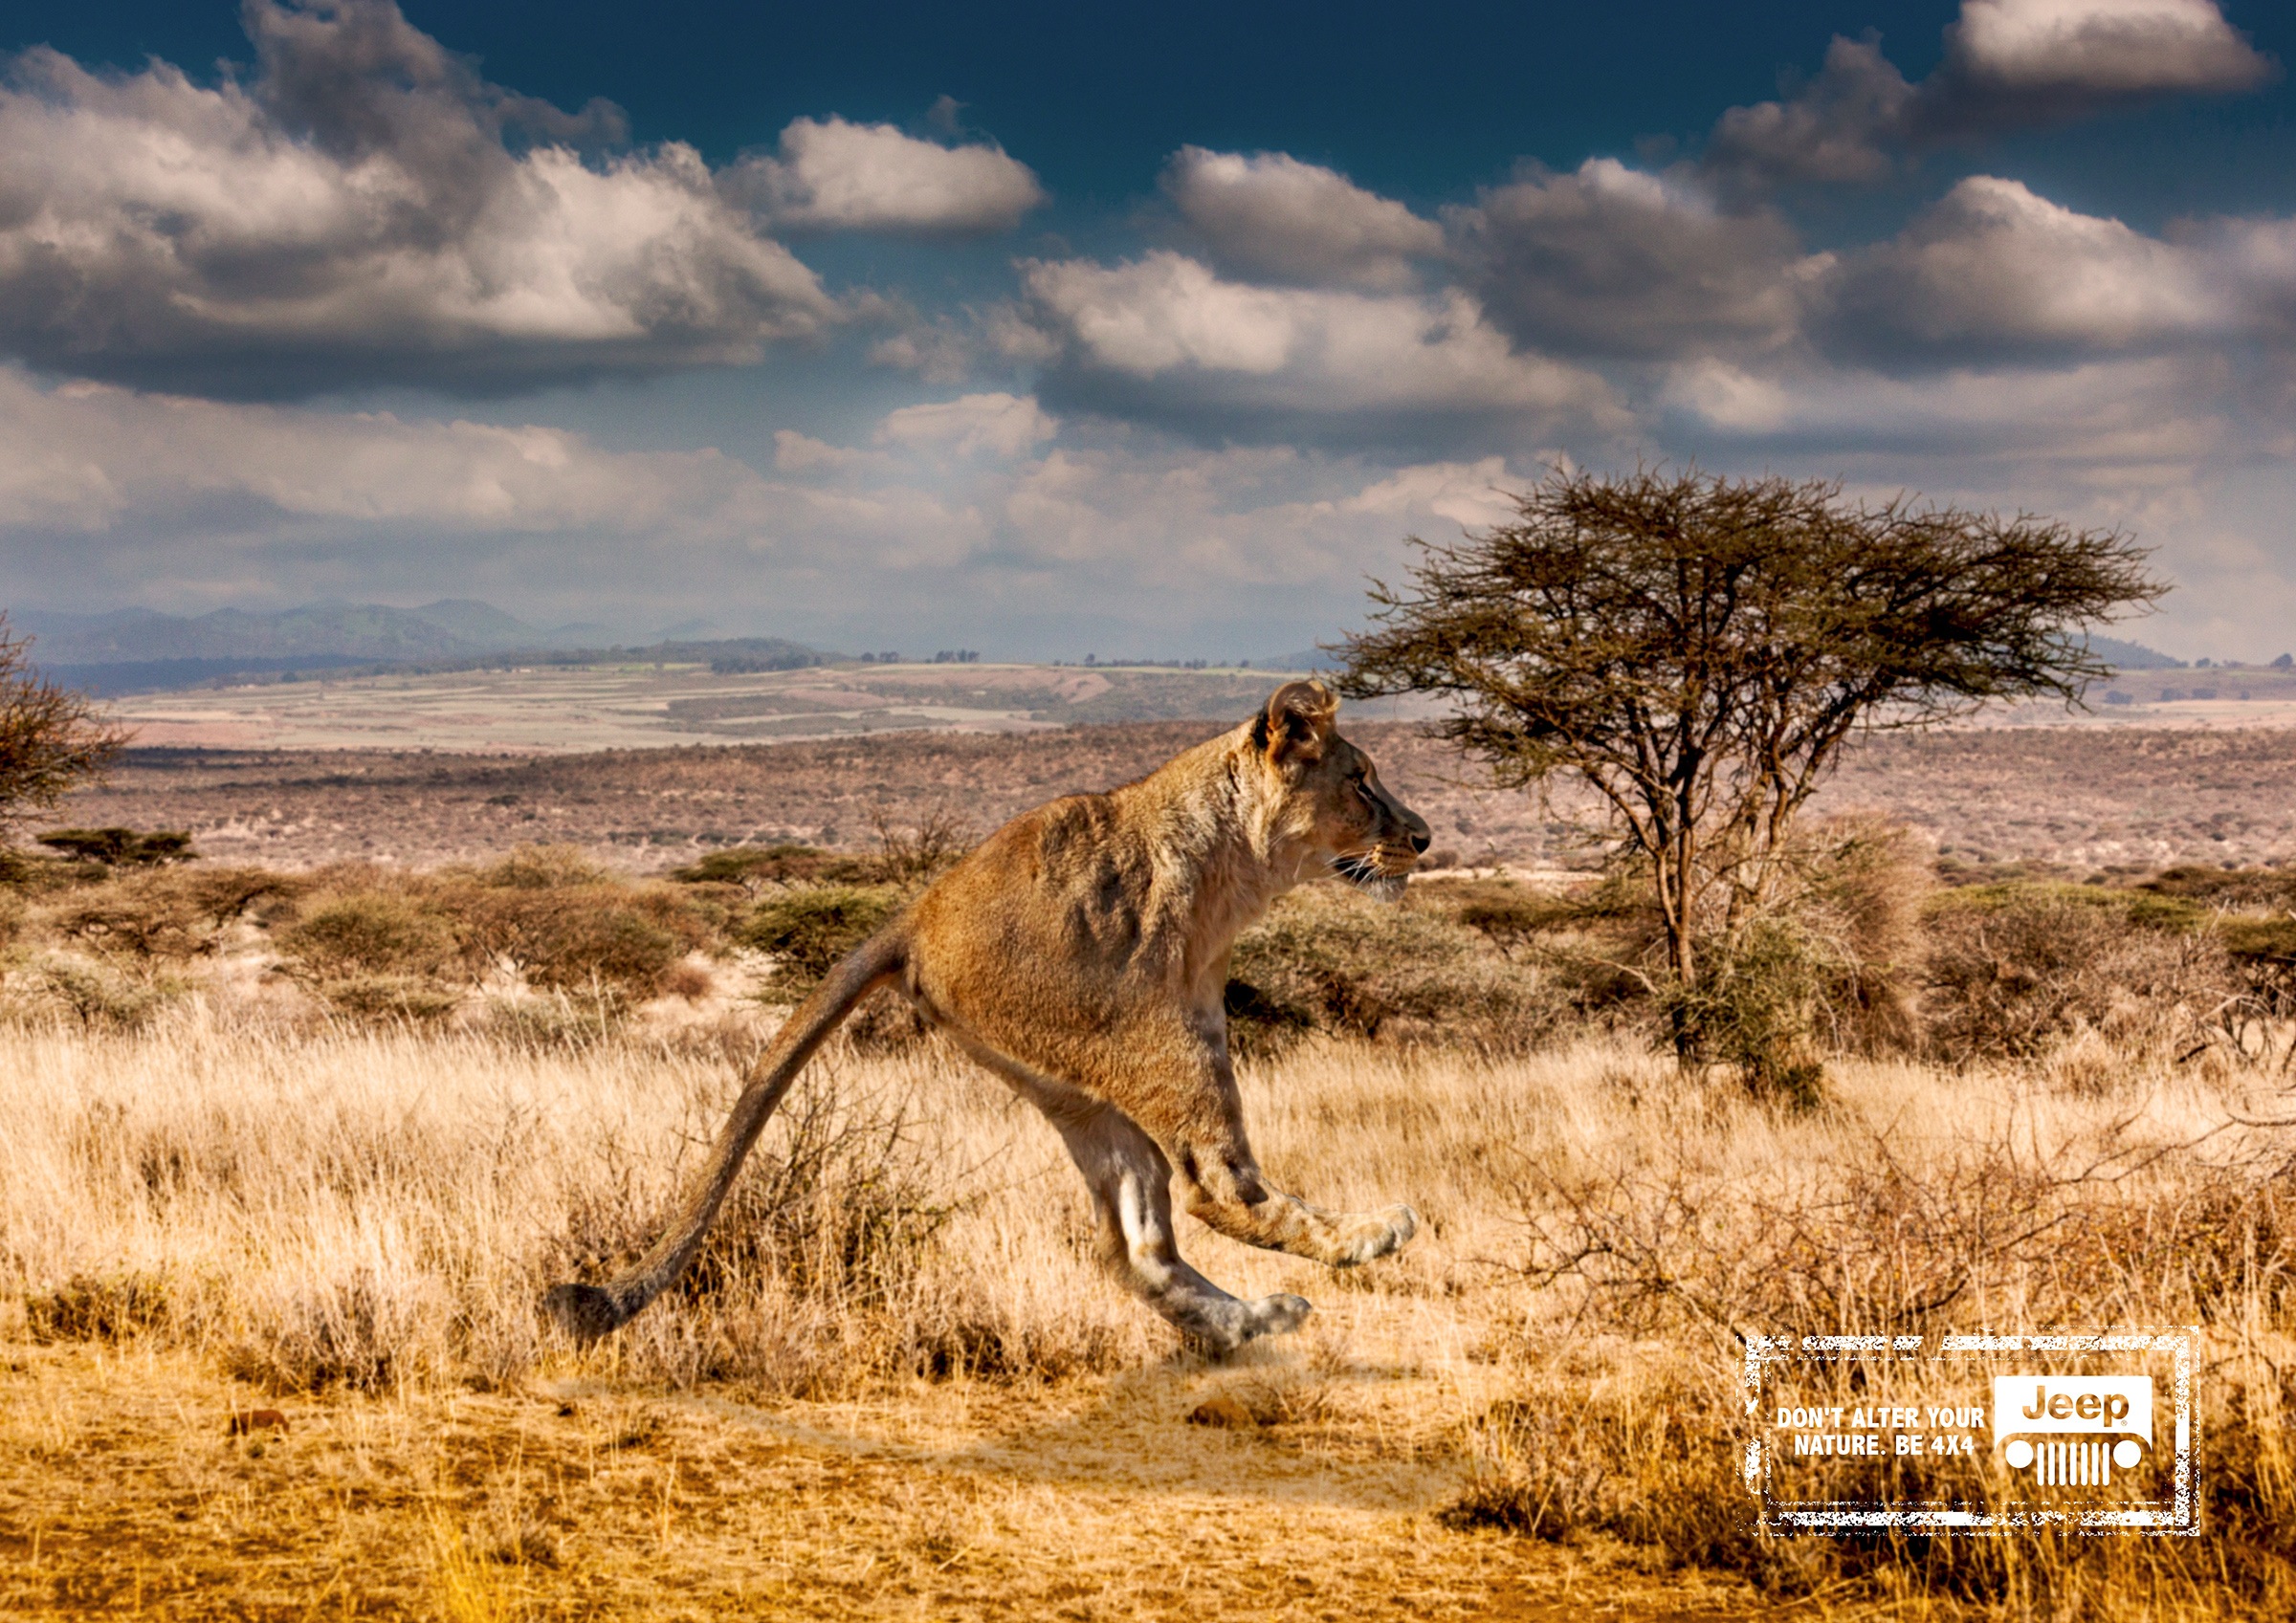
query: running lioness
[{"left": 547, "top": 679, "right": 1431, "bottom": 1351}]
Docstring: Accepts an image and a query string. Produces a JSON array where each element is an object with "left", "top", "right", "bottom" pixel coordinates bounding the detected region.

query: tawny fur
[{"left": 545, "top": 680, "right": 1432, "bottom": 1352}]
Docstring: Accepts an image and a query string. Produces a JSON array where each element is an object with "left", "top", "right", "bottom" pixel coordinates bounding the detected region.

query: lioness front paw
[{"left": 1331, "top": 1203, "right": 1419, "bottom": 1267}]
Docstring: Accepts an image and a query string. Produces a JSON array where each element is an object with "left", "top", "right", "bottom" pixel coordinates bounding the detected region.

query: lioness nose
[{"left": 1404, "top": 809, "right": 1431, "bottom": 854}]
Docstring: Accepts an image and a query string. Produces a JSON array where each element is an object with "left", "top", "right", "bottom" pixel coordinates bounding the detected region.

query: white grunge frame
[{"left": 1740, "top": 1329, "right": 2197, "bottom": 1535}]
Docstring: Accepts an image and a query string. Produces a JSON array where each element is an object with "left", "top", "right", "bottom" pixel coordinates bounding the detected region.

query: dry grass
[{"left": 2, "top": 985, "right": 2292, "bottom": 1618}]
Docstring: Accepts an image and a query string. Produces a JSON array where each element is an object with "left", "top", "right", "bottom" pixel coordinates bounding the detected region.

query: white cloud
[
  {"left": 1159, "top": 147, "right": 1442, "bottom": 290},
  {"left": 1824, "top": 177, "right": 2225, "bottom": 357},
  {"left": 1661, "top": 355, "right": 2231, "bottom": 477},
  {"left": 772, "top": 429, "right": 886, "bottom": 472},
  {"left": 1020, "top": 250, "right": 1621, "bottom": 429},
  {"left": 0, "top": 2, "right": 839, "bottom": 396},
  {"left": 0, "top": 369, "right": 764, "bottom": 535},
  {"left": 1327, "top": 457, "right": 1526, "bottom": 529},
  {"left": 1945, "top": 0, "right": 2274, "bottom": 97},
  {"left": 1450, "top": 159, "right": 1818, "bottom": 359},
  {"left": 0, "top": 363, "right": 1575, "bottom": 651},
  {"left": 724, "top": 115, "right": 1046, "bottom": 234},
  {"left": 875, "top": 392, "right": 1059, "bottom": 457}
]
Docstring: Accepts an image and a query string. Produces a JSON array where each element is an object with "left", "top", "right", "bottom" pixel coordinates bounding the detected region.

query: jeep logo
[{"left": 1992, "top": 1375, "right": 2153, "bottom": 1483}]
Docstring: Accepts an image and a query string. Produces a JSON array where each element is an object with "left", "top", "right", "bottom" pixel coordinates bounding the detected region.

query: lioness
[{"left": 547, "top": 679, "right": 1431, "bottom": 1351}]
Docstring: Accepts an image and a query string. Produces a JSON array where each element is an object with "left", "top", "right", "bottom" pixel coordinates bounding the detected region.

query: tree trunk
[{"left": 1656, "top": 845, "right": 1698, "bottom": 1064}]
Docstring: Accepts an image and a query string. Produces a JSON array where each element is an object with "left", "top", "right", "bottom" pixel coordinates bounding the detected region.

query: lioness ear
[{"left": 1258, "top": 679, "right": 1338, "bottom": 765}]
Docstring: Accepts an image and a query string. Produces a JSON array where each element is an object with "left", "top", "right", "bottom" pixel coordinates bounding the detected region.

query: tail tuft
[{"left": 542, "top": 1282, "right": 627, "bottom": 1341}]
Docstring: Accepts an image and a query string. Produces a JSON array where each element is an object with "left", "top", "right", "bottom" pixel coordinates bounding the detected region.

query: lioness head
[{"left": 1251, "top": 679, "right": 1431, "bottom": 902}]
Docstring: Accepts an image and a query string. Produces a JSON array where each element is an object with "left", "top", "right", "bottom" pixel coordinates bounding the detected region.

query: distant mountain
[
  {"left": 389, "top": 598, "right": 536, "bottom": 647},
  {"left": 2085, "top": 634, "right": 2182, "bottom": 671},
  {"left": 1256, "top": 647, "right": 1339, "bottom": 671},
  {"left": 18, "top": 600, "right": 547, "bottom": 665},
  {"left": 12, "top": 597, "right": 833, "bottom": 695}
]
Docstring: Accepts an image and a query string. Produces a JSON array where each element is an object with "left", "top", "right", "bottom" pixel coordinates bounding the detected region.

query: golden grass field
[{"left": 5, "top": 993, "right": 2291, "bottom": 1620}]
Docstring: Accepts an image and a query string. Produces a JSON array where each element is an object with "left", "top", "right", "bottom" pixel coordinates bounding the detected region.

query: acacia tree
[
  {"left": 1337, "top": 467, "right": 2166, "bottom": 1021},
  {"left": 0, "top": 619, "right": 127, "bottom": 831}
]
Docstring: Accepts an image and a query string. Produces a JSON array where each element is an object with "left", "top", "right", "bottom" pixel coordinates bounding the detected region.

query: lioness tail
[{"left": 542, "top": 928, "right": 908, "bottom": 1340}]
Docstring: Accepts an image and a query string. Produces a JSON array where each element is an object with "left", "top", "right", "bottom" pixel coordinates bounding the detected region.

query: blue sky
[{"left": 0, "top": 0, "right": 2290, "bottom": 659}]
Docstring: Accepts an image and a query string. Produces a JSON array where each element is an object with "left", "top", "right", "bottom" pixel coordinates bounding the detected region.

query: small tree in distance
[
  {"left": 0, "top": 618, "right": 128, "bottom": 833},
  {"left": 1336, "top": 467, "right": 2167, "bottom": 1060}
]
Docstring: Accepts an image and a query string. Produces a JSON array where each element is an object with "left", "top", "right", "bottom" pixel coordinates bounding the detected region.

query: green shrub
[
  {"left": 671, "top": 844, "right": 866, "bottom": 890},
  {"left": 48, "top": 866, "right": 308, "bottom": 962},
  {"left": 28, "top": 954, "right": 182, "bottom": 1030},
  {"left": 739, "top": 885, "right": 901, "bottom": 996},
  {"left": 277, "top": 893, "right": 457, "bottom": 979},
  {"left": 34, "top": 826, "right": 194, "bottom": 866},
  {"left": 313, "top": 973, "right": 463, "bottom": 1024},
  {"left": 1664, "top": 920, "right": 1833, "bottom": 1109},
  {"left": 1226, "top": 885, "right": 1561, "bottom": 1056},
  {"left": 456, "top": 884, "right": 707, "bottom": 998},
  {"left": 475, "top": 844, "right": 611, "bottom": 890},
  {"left": 2139, "top": 863, "right": 2296, "bottom": 910}
]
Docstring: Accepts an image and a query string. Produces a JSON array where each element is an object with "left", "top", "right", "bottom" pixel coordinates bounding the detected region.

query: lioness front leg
[
  {"left": 1055, "top": 1104, "right": 1310, "bottom": 1354},
  {"left": 1134, "top": 1058, "right": 1419, "bottom": 1270}
]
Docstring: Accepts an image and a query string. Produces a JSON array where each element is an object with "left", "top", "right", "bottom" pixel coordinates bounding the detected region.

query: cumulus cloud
[
  {"left": 723, "top": 116, "right": 1046, "bottom": 234},
  {"left": 0, "top": 0, "right": 838, "bottom": 396},
  {"left": 1017, "top": 250, "right": 1621, "bottom": 437},
  {"left": 1822, "top": 177, "right": 2226, "bottom": 362},
  {"left": 1701, "top": 0, "right": 2275, "bottom": 191},
  {"left": 1450, "top": 159, "right": 1817, "bottom": 360},
  {"left": 1159, "top": 147, "right": 1442, "bottom": 290},
  {"left": 1704, "top": 34, "right": 1917, "bottom": 191}
]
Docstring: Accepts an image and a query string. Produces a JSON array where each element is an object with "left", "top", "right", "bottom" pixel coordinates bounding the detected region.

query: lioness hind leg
[{"left": 1056, "top": 1105, "right": 1310, "bottom": 1354}]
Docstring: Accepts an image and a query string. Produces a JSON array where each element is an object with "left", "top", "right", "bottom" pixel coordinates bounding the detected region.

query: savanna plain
[{"left": 6, "top": 689, "right": 2296, "bottom": 1621}]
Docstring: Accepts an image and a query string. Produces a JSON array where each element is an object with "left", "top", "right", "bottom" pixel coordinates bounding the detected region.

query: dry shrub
[
  {"left": 477, "top": 844, "right": 612, "bottom": 889},
  {"left": 1226, "top": 884, "right": 1564, "bottom": 1056},
  {"left": 1452, "top": 1051, "right": 2296, "bottom": 1618},
  {"left": 25, "top": 1270, "right": 171, "bottom": 1342},
  {"left": 1923, "top": 887, "right": 2241, "bottom": 1064},
  {"left": 225, "top": 1265, "right": 438, "bottom": 1393},
  {"left": 2140, "top": 863, "right": 2296, "bottom": 910},
  {"left": 548, "top": 1064, "right": 1111, "bottom": 1391},
  {"left": 1450, "top": 1351, "right": 2295, "bottom": 1616},
  {"left": 459, "top": 886, "right": 699, "bottom": 998},
  {"left": 865, "top": 806, "right": 975, "bottom": 888},
  {"left": 1785, "top": 814, "right": 1931, "bottom": 1051},
  {"left": 452, "top": 850, "right": 711, "bottom": 999}
]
